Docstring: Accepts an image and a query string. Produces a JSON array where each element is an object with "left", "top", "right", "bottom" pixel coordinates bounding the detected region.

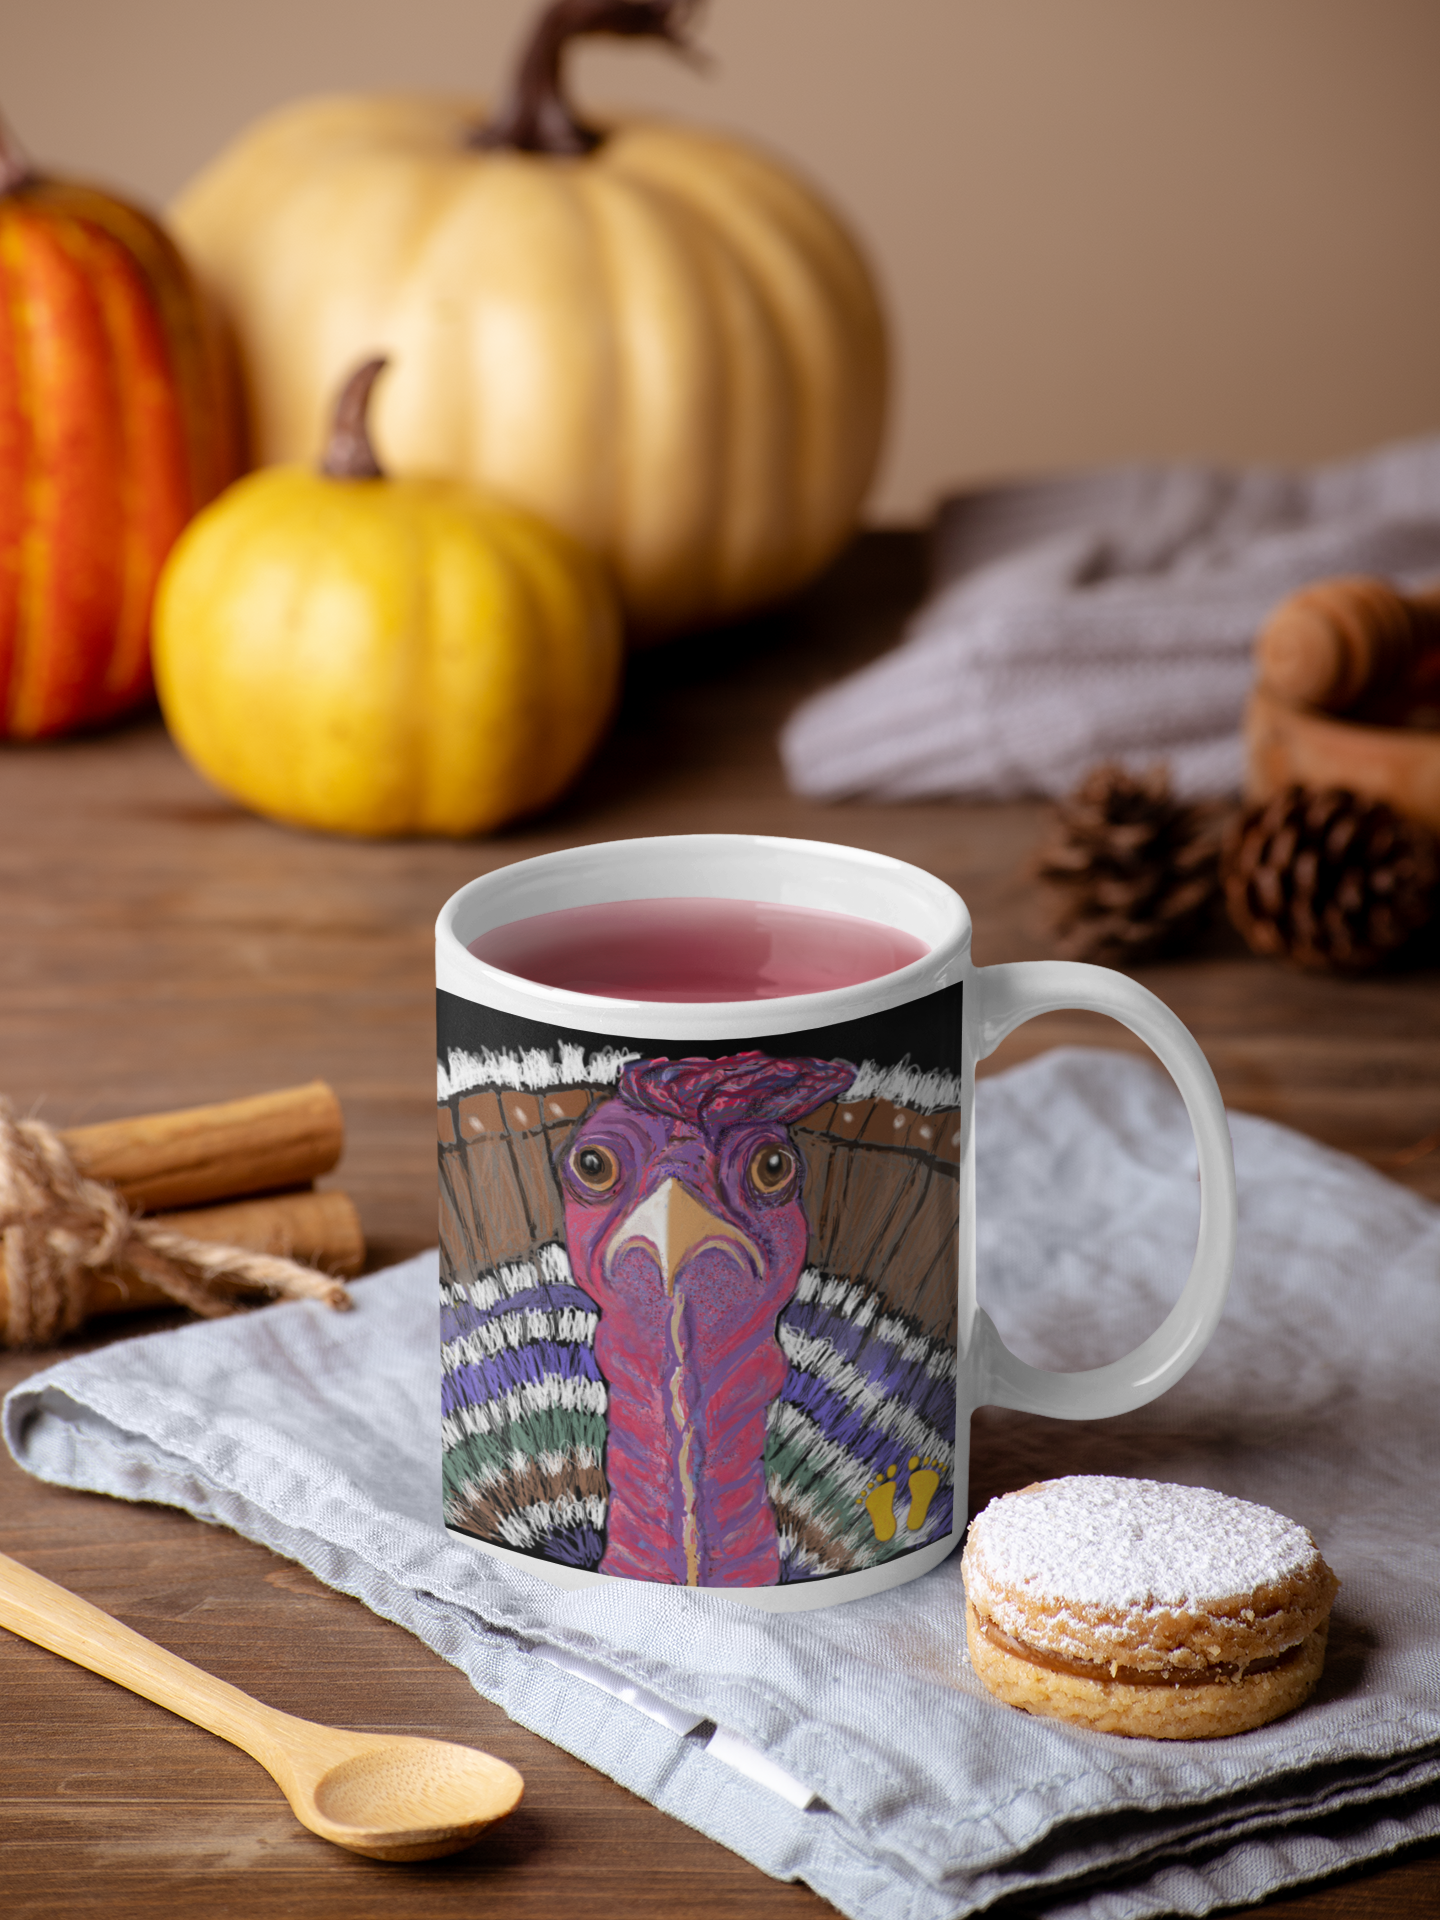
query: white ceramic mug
[{"left": 435, "top": 834, "right": 1236, "bottom": 1612}]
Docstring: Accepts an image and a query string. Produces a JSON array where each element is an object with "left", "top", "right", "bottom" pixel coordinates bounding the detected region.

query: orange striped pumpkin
[{"left": 0, "top": 123, "right": 240, "bottom": 739}]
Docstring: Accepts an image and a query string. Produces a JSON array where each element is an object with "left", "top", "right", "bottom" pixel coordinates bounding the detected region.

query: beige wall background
[{"left": 6, "top": 0, "right": 1440, "bottom": 522}]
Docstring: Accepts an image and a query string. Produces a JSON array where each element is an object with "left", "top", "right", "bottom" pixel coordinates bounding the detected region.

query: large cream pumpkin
[{"left": 169, "top": 2, "right": 888, "bottom": 640}]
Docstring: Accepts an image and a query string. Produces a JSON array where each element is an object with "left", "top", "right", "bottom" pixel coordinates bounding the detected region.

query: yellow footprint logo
[
  {"left": 858, "top": 1464, "right": 899, "bottom": 1542},
  {"left": 905, "top": 1456, "right": 943, "bottom": 1532}
]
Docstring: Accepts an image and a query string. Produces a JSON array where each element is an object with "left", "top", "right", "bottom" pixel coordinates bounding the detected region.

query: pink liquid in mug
[{"left": 468, "top": 896, "right": 930, "bottom": 1001}]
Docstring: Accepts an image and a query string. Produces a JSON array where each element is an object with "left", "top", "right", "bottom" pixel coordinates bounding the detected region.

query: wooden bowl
[{"left": 1244, "top": 684, "right": 1440, "bottom": 834}]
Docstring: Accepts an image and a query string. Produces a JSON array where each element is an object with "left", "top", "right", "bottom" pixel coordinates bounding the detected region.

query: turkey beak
[{"left": 603, "top": 1177, "right": 762, "bottom": 1292}]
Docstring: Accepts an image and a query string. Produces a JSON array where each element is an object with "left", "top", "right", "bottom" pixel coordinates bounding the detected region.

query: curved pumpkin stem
[
  {"left": 320, "top": 358, "right": 388, "bottom": 480},
  {"left": 0, "top": 113, "right": 34, "bottom": 196},
  {"left": 473, "top": 0, "right": 705, "bottom": 157}
]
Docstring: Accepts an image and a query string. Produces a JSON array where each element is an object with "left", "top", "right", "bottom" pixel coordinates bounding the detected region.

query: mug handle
[{"left": 971, "top": 960, "right": 1237, "bottom": 1420}]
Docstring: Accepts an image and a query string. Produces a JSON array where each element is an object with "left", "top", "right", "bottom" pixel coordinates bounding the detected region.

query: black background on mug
[{"left": 436, "top": 981, "right": 965, "bottom": 1083}]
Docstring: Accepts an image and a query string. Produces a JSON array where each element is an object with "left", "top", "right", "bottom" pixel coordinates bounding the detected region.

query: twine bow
[{"left": 0, "top": 1099, "right": 353, "bottom": 1350}]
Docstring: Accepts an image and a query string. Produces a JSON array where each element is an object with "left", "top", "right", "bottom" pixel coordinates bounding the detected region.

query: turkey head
[{"left": 558, "top": 1050, "right": 854, "bottom": 1586}]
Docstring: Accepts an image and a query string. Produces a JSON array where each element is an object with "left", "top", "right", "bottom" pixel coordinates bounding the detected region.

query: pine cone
[
  {"left": 1035, "top": 764, "right": 1226, "bottom": 965},
  {"left": 1223, "top": 786, "right": 1440, "bottom": 972}
]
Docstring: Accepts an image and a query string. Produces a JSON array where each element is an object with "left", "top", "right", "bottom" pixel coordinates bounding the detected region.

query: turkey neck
[{"left": 588, "top": 1181, "right": 792, "bottom": 1589}]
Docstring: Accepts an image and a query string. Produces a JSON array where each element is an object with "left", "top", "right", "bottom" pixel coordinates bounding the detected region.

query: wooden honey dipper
[{"left": 1256, "top": 576, "right": 1440, "bottom": 715}]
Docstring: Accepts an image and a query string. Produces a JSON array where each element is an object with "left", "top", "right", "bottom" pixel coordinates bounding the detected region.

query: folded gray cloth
[
  {"left": 8, "top": 1048, "right": 1440, "bottom": 1919},
  {"left": 781, "top": 437, "right": 1440, "bottom": 801}
]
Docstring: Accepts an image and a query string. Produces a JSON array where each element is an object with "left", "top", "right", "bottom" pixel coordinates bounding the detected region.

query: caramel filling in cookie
[{"left": 973, "top": 1615, "right": 1308, "bottom": 1688}]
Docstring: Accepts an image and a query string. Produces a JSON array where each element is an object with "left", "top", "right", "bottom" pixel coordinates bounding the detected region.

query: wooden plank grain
[{"left": 2, "top": 532, "right": 1439, "bottom": 1915}]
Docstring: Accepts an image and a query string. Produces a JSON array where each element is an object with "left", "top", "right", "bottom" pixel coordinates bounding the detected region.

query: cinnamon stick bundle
[{"left": 0, "top": 1082, "right": 365, "bottom": 1344}]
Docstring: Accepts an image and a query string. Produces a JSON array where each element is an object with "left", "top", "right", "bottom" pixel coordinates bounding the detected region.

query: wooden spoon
[{"left": 0, "top": 1548, "right": 523, "bottom": 1860}]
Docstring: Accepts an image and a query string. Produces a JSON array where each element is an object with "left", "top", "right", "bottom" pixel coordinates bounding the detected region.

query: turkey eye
[
  {"left": 748, "top": 1145, "right": 795, "bottom": 1195},
  {"left": 569, "top": 1144, "right": 620, "bottom": 1193}
]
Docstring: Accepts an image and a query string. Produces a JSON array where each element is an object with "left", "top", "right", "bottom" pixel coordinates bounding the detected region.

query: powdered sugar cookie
[{"left": 961, "top": 1477, "right": 1339, "bottom": 1739}]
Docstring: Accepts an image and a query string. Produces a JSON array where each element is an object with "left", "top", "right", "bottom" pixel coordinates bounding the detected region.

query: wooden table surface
[{"left": 3, "top": 533, "right": 1439, "bottom": 1919}]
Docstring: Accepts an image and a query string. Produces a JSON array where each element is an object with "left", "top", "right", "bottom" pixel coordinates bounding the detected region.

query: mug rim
[{"left": 436, "top": 833, "right": 972, "bottom": 1041}]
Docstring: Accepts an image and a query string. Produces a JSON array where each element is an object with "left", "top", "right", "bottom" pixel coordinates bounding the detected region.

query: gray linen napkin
[
  {"left": 8, "top": 1047, "right": 1440, "bottom": 1919},
  {"left": 780, "top": 436, "right": 1440, "bottom": 802}
]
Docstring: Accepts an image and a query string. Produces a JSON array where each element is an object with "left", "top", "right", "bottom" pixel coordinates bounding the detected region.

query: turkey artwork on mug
[{"left": 436, "top": 987, "right": 964, "bottom": 1592}]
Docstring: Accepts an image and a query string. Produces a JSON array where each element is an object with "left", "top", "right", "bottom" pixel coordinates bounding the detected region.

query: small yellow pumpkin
[
  {"left": 153, "top": 359, "right": 622, "bottom": 839},
  {"left": 169, "top": 0, "right": 888, "bottom": 641}
]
